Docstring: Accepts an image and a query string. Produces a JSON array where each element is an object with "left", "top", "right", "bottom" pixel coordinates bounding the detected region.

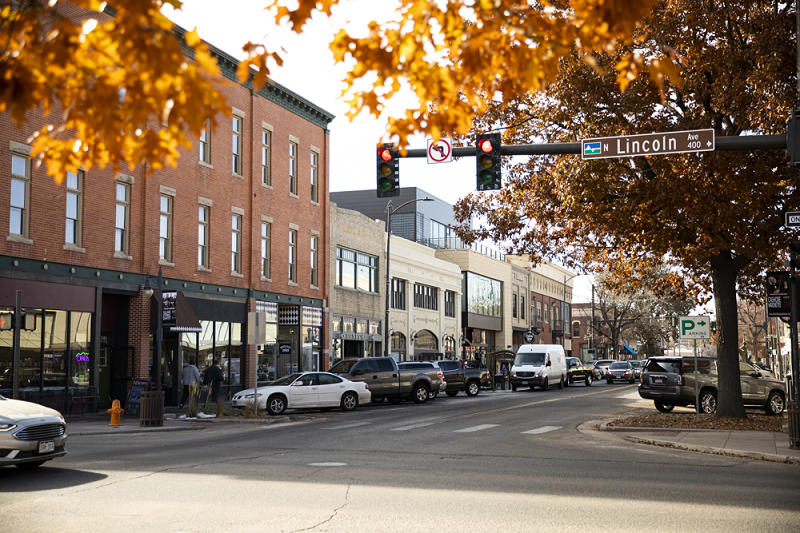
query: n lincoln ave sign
[{"left": 582, "top": 129, "right": 715, "bottom": 160}]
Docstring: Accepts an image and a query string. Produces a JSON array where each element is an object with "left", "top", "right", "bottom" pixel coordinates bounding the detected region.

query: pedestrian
[
  {"left": 179, "top": 360, "right": 201, "bottom": 408},
  {"left": 203, "top": 360, "right": 224, "bottom": 403}
]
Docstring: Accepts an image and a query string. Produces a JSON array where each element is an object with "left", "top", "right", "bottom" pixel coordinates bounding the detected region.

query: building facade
[{"left": 0, "top": 23, "right": 334, "bottom": 410}]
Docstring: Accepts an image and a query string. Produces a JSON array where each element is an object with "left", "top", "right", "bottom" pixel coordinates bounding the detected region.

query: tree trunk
[{"left": 711, "top": 255, "right": 747, "bottom": 418}]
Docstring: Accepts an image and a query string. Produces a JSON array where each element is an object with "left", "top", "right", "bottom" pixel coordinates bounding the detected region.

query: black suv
[{"left": 638, "top": 356, "right": 786, "bottom": 415}]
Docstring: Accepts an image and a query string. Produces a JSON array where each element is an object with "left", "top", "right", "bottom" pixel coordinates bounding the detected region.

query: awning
[
  {"left": 622, "top": 345, "right": 637, "bottom": 356},
  {"left": 151, "top": 291, "right": 202, "bottom": 333}
]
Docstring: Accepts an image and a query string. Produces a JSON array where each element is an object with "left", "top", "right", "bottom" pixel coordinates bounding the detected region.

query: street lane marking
[
  {"left": 322, "top": 422, "right": 372, "bottom": 430},
  {"left": 454, "top": 424, "right": 499, "bottom": 433},
  {"left": 390, "top": 422, "right": 436, "bottom": 431},
  {"left": 522, "top": 426, "right": 562, "bottom": 435}
]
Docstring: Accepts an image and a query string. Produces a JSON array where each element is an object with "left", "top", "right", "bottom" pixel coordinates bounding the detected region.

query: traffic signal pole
[{"left": 12, "top": 290, "right": 21, "bottom": 400}]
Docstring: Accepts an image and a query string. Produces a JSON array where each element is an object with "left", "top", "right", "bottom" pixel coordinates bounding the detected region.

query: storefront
[{"left": 330, "top": 315, "right": 382, "bottom": 366}]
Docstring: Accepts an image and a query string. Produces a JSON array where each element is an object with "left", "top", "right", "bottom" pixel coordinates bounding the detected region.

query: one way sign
[
  {"left": 786, "top": 211, "right": 800, "bottom": 227},
  {"left": 679, "top": 316, "right": 711, "bottom": 340}
]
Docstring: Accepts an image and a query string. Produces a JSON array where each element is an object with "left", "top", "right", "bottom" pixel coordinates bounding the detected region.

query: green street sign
[{"left": 679, "top": 316, "right": 711, "bottom": 340}]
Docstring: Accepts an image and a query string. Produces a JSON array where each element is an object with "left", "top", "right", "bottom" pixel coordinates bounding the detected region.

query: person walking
[
  {"left": 179, "top": 361, "right": 201, "bottom": 408},
  {"left": 203, "top": 360, "right": 224, "bottom": 403}
]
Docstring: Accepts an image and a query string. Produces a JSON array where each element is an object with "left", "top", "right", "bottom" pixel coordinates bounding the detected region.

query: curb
[
  {"left": 599, "top": 421, "right": 733, "bottom": 433},
  {"left": 623, "top": 435, "right": 800, "bottom": 465},
  {"left": 69, "top": 424, "right": 207, "bottom": 437}
]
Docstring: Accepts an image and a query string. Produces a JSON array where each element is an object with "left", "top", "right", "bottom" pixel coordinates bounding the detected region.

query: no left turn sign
[{"left": 427, "top": 138, "right": 452, "bottom": 164}]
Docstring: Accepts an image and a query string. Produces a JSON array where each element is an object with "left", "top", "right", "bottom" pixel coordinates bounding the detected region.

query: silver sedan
[{"left": 0, "top": 394, "right": 67, "bottom": 469}]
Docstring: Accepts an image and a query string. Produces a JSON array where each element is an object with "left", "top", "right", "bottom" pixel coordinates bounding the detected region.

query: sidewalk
[{"left": 600, "top": 421, "right": 800, "bottom": 464}]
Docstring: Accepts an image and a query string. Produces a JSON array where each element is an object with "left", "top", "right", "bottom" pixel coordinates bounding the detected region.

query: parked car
[
  {"left": 0, "top": 393, "right": 68, "bottom": 469},
  {"left": 749, "top": 361, "right": 776, "bottom": 380},
  {"left": 638, "top": 356, "right": 786, "bottom": 415},
  {"left": 329, "top": 357, "right": 442, "bottom": 404},
  {"left": 510, "top": 344, "right": 567, "bottom": 391},
  {"left": 428, "top": 360, "right": 490, "bottom": 397},
  {"left": 629, "top": 360, "right": 643, "bottom": 379},
  {"left": 592, "top": 359, "right": 615, "bottom": 378},
  {"left": 397, "top": 362, "right": 447, "bottom": 399},
  {"left": 231, "top": 372, "right": 371, "bottom": 415},
  {"left": 566, "top": 357, "right": 594, "bottom": 386},
  {"left": 606, "top": 361, "right": 636, "bottom": 384}
]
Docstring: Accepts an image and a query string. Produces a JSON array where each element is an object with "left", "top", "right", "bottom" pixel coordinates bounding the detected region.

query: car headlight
[
  {"left": 0, "top": 424, "right": 17, "bottom": 432},
  {"left": 510, "top": 371, "right": 517, "bottom": 377}
]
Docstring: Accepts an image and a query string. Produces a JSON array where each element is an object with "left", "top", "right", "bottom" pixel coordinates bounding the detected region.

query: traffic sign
[
  {"left": 786, "top": 212, "right": 800, "bottom": 227},
  {"left": 582, "top": 129, "right": 715, "bottom": 160},
  {"left": 427, "top": 138, "right": 452, "bottom": 164},
  {"left": 679, "top": 316, "right": 711, "bottom": 340}
]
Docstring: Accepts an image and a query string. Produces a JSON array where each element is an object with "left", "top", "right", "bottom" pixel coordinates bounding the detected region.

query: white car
[
  {"left": 0, "top": 394, "right": 68, "bottom": 469},
  {"left": 232, "top": 372, "right": 371, "bottom": 415}
]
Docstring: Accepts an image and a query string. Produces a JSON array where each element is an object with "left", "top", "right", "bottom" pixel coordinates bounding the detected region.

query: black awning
[{"left": 170, "top": 291, "right": 202, "bottom": 333}]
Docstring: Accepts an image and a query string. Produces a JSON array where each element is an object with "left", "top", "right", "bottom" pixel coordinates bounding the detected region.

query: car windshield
[
  {"left": 515, "top": 352, "right": 546, "bottom": 366},
  {"left": 630, "top": 361, "right": 641, "bottom": 368},
  {"left": 595, "top": 360, "right": 612, "bottom": 366},
  {"left": 268, "top": 373, "right": 303, "bottom": 386},
  {"left": 609, "top": 362, "right": 628, "bottom": 369},
  {"left": 328, "top": 360, "right": 356, "bottom": 374}
]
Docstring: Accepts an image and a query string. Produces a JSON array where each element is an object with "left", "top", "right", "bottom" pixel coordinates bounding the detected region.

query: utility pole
[{"left": 590, "top": 284, "right": 595, "bottom": 360}]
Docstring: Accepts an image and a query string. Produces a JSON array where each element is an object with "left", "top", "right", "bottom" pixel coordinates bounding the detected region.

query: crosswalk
[{"left": 324, "top": 420, "right": 563, "bottom": 435}]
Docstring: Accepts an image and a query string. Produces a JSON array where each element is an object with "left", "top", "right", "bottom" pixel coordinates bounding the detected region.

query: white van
[{"left": 510, "top": 344, "right": 567, "bottom": 391}]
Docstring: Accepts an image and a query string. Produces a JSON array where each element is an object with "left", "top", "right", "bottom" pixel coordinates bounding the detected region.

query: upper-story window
[
  {"left": 521, "top": 296, "right": 525, "bottom": 320},
  {"left": 310, "top": 234, "right": 318, "bottom": 287},
  {"left": 414, "top": 284, "right": 438, "bottom": 311},
  {"left": 445, "top": 290, "right": 455, "bottom": 317},
  {"left": 232, "top": 115, "right": 242, "bottom": 175},
  {"left": 115, "top": 183, "right": 129, "bottom": 253},
  {"left": 512, "top": 293, "right": 518, "bottom": 319},
  {"left": 261, "top": 129, "right": 271, "bottom": 185},
  {"left": 391, "top": 279, "right": 406, "bottom": 310},
  {"left": 572, "top": 322, "right": 581, "bottom": 338},
  {"left": 159, "top": 195, "right": 172, "bottom": 262},
  {"left": 289, "top": 141, "right": 298, "bottom": 195},
  {"left": 65, "top": 170, "right": 83, "bottom": 246},
  {"left": 9, "top": 154, "right": 29, "bottom": 238},
  {"left": 261, "top": 222, "right": 271, "bottom": 279},
  {"left": 336, "top": 246, "right": 378, "bottom": 293},
  {"left": 310, "top": 151, "right": 319, "bottom": 203},
  {"left": 289, "top": 228, "right": 297, "bottom": 282},
  {"left": 199, "top": 119, "right": 210, "bottom": 164},
  {"left": 231, "top": 214, "right": 242, "bottom": 274},
  {"left": 198, "top": 206, "right": 209, "bottom": 268}
]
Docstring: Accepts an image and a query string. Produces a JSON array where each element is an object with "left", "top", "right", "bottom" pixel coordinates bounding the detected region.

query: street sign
[
  {"left": 786, "top": 211, "right": 800, "bottom": 227},
  {"left": 582, "top": 129, "right": 714, "bottom": 160},
  {"left": 679, "top": 316, "right": 711, "bottom": 340},
  {"left": 427, "top": 138, "right": 452, "bottom": 164},
  {"left": 523, "top": 331, "right": 535, "bottom": 343}
]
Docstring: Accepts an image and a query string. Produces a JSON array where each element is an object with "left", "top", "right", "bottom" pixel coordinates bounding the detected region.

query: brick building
[{"left": 0, "top": 18, "right": 334, "bottom": 409}]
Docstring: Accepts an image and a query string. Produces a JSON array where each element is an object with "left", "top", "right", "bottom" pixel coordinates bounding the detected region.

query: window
[
  {"left": 414, "top": 284, "right": 438, "bottom": 310},
  {"left": 310, "top": 235, "right": 318, "bottom": 286},
  {"left": 512, "top": 294, "right": 518, "bottom": 319},
  {"left": 445, "top": 290, "right": 455, "bottom": 317},
  {"left": 115, "top": 183, "right": 129, "bottom": 253},
  {"left": 572, "top": 322, "right": 581, "bottom": 338},
  {"left": 463, "top": 272, "right": 501, "bottom": 317},
  {"left": 392, "top": 279, "right": 406, "bottom": 309},
  {"left": 198, "top": 206, "right": 209, "bottom": 268},
  {"left": 199, "top": 120, "right": 210, "bottom": 163},
  {"left": 289, "top": 141, "right": 298, "bottom": 195},
  {"left": 521, "top": 296, "right": 525, "bottom": 320},
  {"left": 232, "top": 115, "right": 242, "bottom": 175},
  {"left": 310, "top": 151, "right": 319, "bottom": 202},
  {"left": 289, "top": 229, "right": 297, "bottom": 282},
  {"left": 231, "top": 214, "right": 241, "bottom": 273},
  {"left": 261, "top": 129, "right": 271, "bottom": 185},
  {"left": 261, "top": 222, "right": 271, "bottom": 279},
  {"left": 336, "top": 246, "right": 379, "bottom": 293},
  {"left": 9, "top": 154, "right": 29, "bottom": 237},
  {"left": 159, "top": 195, "right": 172, "bottom": 262},
  {"left": 536, "top": 300, "right": 542, "bottom": 320},
  {"left": 65, "top": 170, "right": 83, "bottom": 246}
]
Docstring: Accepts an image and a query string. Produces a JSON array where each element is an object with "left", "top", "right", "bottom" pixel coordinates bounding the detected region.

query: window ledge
[
  {"left": 261, "top": 182, "right": 273, "bottom": 190},
  {"left": 289, "top": 192, "right": 299, "bottom": 200},
  {"left": 113, "top": 251, "right": 132, "bottom": 261},
  {"left": 310, "top": 285, "right": 319, "bottom": 291},
  {"left": 231, "top": 271, "right": 244, "bottom": 278},
  {"left": 63, "top": 243, "right": 86, "bottom": 254},
  {"left": 261, "top": 276, "right": 272, "bottom": 282},
  {"left": 288, "top": 280, "right": 299, "bottom": 287},
  {"left": 197, "top": 266, "right": 212, "bottom": 273},
  {"left": 232, "top": 172, "right": 244, "bottom": 180},
  {"left": 198, "top": 160, "right": 213, "bottom": 169},
  {"left": 6, "top": 234, "right": 33, "bottom": 245},
  {"left": 310, "top": 200, "right": 320, "bottom": 207},
  {"left": 158, "top": 259, "right": 175, "bottom": 268}
]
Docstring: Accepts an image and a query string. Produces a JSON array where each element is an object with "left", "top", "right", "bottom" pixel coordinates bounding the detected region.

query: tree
[
  {"left": 738, "top": 301, "right": 767, "bottom": 362},
  {"left": 2, "top": 0, "right": 665, "bottom": 182},
  {"left": 454, "top": 0, "right": 797, "bottom": 418}
]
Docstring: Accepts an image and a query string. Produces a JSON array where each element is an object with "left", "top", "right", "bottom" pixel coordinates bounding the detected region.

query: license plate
[
  {"left": 653, "top": 377, "right": 666, "bottom": 385},
  {"left": 38, "top": 440, "right": 55, "bottom": 454},
  {"left": 523, "top": 381, "right": 529, "bottom": 385}
]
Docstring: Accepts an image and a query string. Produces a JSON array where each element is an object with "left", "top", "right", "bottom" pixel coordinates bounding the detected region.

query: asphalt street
[{"left": 3, "top": 381, "right": 799, "bottom": 532}]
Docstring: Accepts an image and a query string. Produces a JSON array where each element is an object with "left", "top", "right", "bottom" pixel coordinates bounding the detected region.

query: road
[{"left": 2, "top": 382, "right": 799, "bottom": 532}]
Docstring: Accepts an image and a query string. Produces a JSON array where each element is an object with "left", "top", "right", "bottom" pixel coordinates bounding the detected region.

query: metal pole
[
  {"left": 590, "top": 284, "right": 595, "bottom": 358},
  {"left": 693, "top": 339, "right": 699, "bottom": 422},
  {"left": 792, "top": 251, "right": 799, "bottom": 402},
  {"left": 156, "top": 267, "right": 163, "bottom": 391},
  {"left": 384, "top": 201, "right": 393, "bottom": 358},
  {"left": 254, "top": 313, "right": 259, "bottom": 417},
  {"left": 12, "top": 290, "right": 21, "bottom": 400}
]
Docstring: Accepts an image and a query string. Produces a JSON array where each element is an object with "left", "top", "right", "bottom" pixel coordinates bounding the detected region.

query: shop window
[
  {"left": 414, "top": 330, "right": 437, "bottom": 351},
  {"left": 357, "top": 319, "right": 368, "bottom": 334},
  {"left": 332, "top": 316, "right": 342, "bottom": 332}
]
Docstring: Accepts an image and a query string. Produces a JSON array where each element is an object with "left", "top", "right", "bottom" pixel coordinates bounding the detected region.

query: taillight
[
  {"left": 437, "top": 371, "right": 444, "bottom": 380},
  {"left": 677, "top": 374, "right": 684, "bottom": 386}
]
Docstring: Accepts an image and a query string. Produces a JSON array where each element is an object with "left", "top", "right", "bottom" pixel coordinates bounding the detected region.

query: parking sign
[{"left": 679, "top": 316, "right": 711, "bottom": 340}]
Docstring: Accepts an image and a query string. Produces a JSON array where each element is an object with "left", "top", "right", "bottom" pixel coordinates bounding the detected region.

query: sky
[{"left": 162, "top": 0, "right": 597, "bottom": 303}]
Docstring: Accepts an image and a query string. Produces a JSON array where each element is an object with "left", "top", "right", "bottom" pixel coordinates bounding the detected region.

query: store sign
[
  {"left": 766, "top": 271, "right": 791, "bottom": 318},
  {"left": 340, "top": 333, "right": 370, "bottom": 341},
  {"left": 279, "top": 343, "right": 292, "bottom": 355},
  {"left": 523, "top": 332, "right": 535, "bottom": 344},
  {"left": 162, "top": 291, "right": 177, "bottom": 326},
  {"left": 75, "top": 352, "right": 89, "bottom": 362}
]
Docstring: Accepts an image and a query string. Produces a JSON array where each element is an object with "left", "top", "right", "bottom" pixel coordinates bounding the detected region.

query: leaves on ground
[{"left": 608, "top": 412, "right": 785, "bottom": 432}]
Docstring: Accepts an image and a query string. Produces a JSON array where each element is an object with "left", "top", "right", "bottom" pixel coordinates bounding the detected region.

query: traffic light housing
[
  {"left": 476, "top": 132, "right": 501, "bottom": 191},
  {"left": 0, "top": 313, "right": 11, "bottom": 331},
  {"left": 0, "top": 313, "right": 36, "bottom": 331},
  {"left": 376, "top": 144, "right": 400, "bottom": 197},
  {"left": 711, "top": 321, "right": 717, "bottom": 333}
]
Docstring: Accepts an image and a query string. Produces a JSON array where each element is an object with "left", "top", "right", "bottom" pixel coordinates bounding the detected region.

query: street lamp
[
  {"left": 142, "top": 267, "right": 163, "bottom": 391},
  {"left": 562, "top": 273, "right": 582, "bottom": 350},
  {"left": 384, "top": 197, "right": 433, "bottom": 358}
]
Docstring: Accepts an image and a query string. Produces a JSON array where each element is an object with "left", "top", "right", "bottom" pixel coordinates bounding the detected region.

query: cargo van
[{"left": 510, "top": 344, "right": 567, "bottom": 391}]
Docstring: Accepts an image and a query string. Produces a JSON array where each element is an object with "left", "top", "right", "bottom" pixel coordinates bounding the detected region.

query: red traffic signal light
[
  {"left": 377, "top": 143, "right": 400, "bottom": 197},
  {"left": 478, "top": 138, "right": 494, "bottom": 153},
  {"left": 475, "top": 132, "right": 501, "bottom": 191}
]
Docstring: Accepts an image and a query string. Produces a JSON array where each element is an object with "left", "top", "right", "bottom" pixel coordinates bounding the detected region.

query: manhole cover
[
  {"left": 307, "top": 462, "right": 347, "bottom": 467},
  {"left": 650, "top": 431, "right": 680, "bottom": 437}
]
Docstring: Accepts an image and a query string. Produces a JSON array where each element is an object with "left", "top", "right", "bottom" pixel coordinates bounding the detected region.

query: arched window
[
  {"left": 572, "top": 321, "right": 581, "bottom": 338},
  {"left": 391, "top": 332, "right": 406, "bottom": 350},
  {"left": 443, "top": 336, "right": 456, "bottom": 356},
  {"left": 414, "top": 330, "right": 438, "bottom": 351}
]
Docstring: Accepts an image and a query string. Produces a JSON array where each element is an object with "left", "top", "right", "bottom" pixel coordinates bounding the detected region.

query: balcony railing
[{"left": 421, "top": 237, "right": 505, "bottom": 261}]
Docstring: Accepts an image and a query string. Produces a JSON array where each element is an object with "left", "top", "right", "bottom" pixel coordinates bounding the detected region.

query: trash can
[
  {"left": 139, "top": 391, "right": 165, "bottom": 427},
  {"left": 788, "top": 401, "right": 800, "bottom": 450}
]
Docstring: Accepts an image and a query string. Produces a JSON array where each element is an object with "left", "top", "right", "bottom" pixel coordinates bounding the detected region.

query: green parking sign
[{"left": 679, "top": 316, "right": 711, "bottom": 340}]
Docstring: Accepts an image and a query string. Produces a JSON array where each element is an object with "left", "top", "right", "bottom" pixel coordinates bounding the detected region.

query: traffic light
[
  {"left": 376, "top": 143, "right": 400, "bottom": 198},
  {"left": 609, "top": 346, "right": 615, "bottom": 355},
  {"left": 0, "top": 313, "right": 35, "bottom": 331},
  {"left": 22, "top": 313, "right": 36, "bottom": 331},
  {"left": 711, "top": 321, "right": 717, "bottom": 333},
  {"left": 476, "top": 132, "right": 501, "bottom": 191},
  {"left": 0, "top": 313, "right": 11, "bottom": 331}
]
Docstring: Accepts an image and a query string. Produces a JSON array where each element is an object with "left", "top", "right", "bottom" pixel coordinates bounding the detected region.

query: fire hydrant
[{"left": 107, "top": 399, "right": 123, "bottom": 427}]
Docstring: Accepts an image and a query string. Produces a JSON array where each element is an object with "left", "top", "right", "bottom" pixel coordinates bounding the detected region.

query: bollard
[
  {"left": 107, "top": 399, "right": 124, "bottom": 427},
  {"left": 788, "top": 401, "right": 800, "bottom": 450}
]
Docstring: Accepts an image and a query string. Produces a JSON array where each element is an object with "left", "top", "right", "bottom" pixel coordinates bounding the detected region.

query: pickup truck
[
  {"left": 432, "top": 360, "right": 490, "bottom": 397},
  {"left": 329, "top": 357, "right": 443, "bottom": 404}
]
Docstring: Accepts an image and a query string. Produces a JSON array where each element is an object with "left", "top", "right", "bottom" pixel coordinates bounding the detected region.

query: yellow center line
[{"left": 433, "top": 385, "right": 638, "bottom": 425}]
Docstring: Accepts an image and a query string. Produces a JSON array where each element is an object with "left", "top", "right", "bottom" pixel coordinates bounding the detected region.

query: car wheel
[
  {"left": 465, "top": 380, "right": 480, "bottom": 397},
  {"left": 567, "top": 376, "right": 573, "bottom": 386},
  {"left": 340, "top": 392, "right": 359, "bottom": 411},
  {"left": 541, "top": 378, "right": 548, "bottom": 391},
  {"left": 428, "top": 390, "right": 439, "bottom": 400},
  {"left": 557, "top": 376, "right": 564, "bottom": 389},
  {"left": 765, "top": 391, "right": 785, "bottom": 416},
  {"left": 585, "top": 375, "right": 592, "bottom": 386},
  {"left": 16, "top": 460, "right": 46, "bottom": 469},
  {"left": 267, "top": 395, "right": 286, "bottom": 415},
  {"left": 654, "top": 401, "right": 674, "bottom": 413},
  {"left": 445, "top": 391, "right": 459, "bottom": 397},
  {"left": 412, "top": 384, "right": 429, "bottom": 404},
  {"left": 698, "top": 390, "right": 717, "bottom": 414},
  {"left": 388, "top": 396, "right": 402, "bottom": 405}
]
